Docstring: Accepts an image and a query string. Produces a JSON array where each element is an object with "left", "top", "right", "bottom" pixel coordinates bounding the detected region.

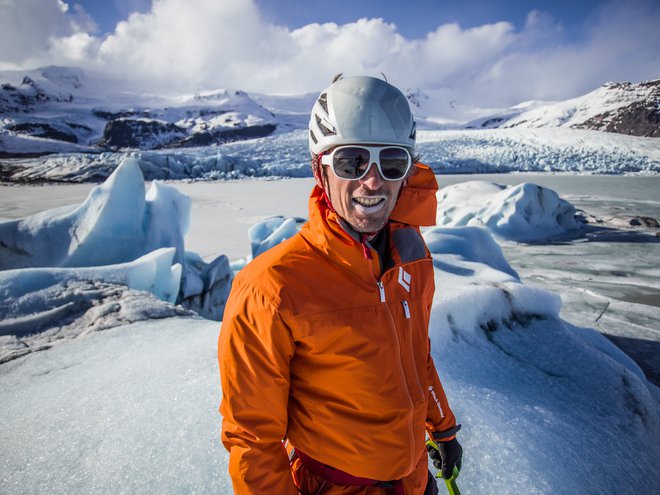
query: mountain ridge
[
  {"left": 466, "top": 79, "right": 659, "bottom": 137},
  {"left": 1, "top": 66, "right": 658, "bottom": 157}
]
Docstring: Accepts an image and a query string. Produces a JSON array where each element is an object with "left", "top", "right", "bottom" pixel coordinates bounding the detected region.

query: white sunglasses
[{"left": 320, "top": 145, "right": 412, "bottom": 181}]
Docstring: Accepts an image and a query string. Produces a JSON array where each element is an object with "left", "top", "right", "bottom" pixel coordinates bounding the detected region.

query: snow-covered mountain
[
  {"left": 1, "top": 66, "right": 658, "bottom": 164},
  {"left": 0, "top": 66, "right": 277, "bottom": 157},
  {"left": 469, "top": 79, "right": 660, "bottom": 137}
]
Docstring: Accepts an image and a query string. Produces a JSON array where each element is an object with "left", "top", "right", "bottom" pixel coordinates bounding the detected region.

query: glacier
[{"left": 2, "top": 127, "right": 659, "bottom": 183}]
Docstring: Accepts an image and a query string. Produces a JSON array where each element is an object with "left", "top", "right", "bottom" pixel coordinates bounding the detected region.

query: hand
[{"left": 427, "top": 437, "right": 463, "bottom": 479}]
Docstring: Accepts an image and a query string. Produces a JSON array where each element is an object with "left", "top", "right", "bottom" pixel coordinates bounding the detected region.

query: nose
[{"left": 359, "top": 162, "right": 383, "bottom": 189}]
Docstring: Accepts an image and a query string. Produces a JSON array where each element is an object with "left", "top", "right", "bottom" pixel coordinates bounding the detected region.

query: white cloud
[
  {"left": 0, "top": 0, "right": 98, "bottom": 69},
  {"left": 0, "top": 0, "right": 69, "bottom": 66},
  {"left": 1, "top": 0, "right": 658, "bottom": 106},
  {"left": 472, "top": 0, "right": 660, "bottom": 105}
]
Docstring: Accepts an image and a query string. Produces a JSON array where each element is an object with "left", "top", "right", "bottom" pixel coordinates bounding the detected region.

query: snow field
[{"left": 0, "top": 317, "right": 231, "bottom": 494}]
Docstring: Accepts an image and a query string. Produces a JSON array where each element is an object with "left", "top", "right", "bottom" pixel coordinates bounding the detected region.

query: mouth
[{"left": 352, "top": 195, "right": 386, "bottom": 213}]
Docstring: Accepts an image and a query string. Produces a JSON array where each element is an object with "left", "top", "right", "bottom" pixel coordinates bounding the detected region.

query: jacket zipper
[
  {"left": 377, "top": 281, "right": 386, "bottom": 302},
  {"left": 402, "top": 300, "right": 411, "bottom": 319},
  {"left": 376, "top": 279, "right": 416, "bottom": 472},
  {"left": 402, "top": 299, "right": 425, "bottom": 403}
]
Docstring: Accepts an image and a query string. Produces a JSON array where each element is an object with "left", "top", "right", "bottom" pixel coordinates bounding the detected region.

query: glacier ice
[
  {"left": 436, "top": 180, "right": 581, "bottom": 241},
  {"left": 0, "top": 220, "right": 658, "bottom": 494},
  {"left": 248, "top": 215, "right": 306, "bottom": 258},
  {"left": 0, "top": 159, "right": 233, "bottom": 358},
  {"left": 0, "top": 248, "right": 190, "bottom": 364}
]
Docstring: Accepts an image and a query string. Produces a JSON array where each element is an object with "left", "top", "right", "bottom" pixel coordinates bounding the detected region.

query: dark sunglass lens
[
  {"left": 333, "top": 148, "right": 370, "bottom": 179},
  {"left": 379, "top": 148, "right": 410, "bottom": 179}
]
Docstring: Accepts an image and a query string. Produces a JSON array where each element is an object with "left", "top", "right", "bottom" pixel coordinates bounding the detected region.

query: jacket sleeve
[
  {"left": 425, "top": 339, "right": 459, "bottom": 441},
  {"left": 218, "top": 277, "right": 298, "bottom": 494}
]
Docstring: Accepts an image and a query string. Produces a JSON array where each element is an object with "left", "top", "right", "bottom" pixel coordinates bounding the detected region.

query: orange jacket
[{"left": 219, "top": 164, "right": 458, "bottom": 494}]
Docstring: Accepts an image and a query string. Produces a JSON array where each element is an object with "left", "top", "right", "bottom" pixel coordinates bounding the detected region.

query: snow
[
  {"left": 2, "top": 66, "right": 658, "bottom": 178},
  {"left": 0, "top": 317, "right": 229, "bottom": 493},
  {"left": 500, "top": 80, "right": 658, "bottom": 129},
  {"left": 436, "top": 181, "right": 580, "bottom": 242},
  {"left": 0, "top": 66, "right": 276, "bottom": 154}
]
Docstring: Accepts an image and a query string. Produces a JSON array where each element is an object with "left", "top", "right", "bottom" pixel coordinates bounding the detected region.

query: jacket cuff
[{"left": 432, "top": 424, "right": 462, "bottom": 441}]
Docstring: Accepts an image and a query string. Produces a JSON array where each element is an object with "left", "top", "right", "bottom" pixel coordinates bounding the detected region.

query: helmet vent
[
  {"left": 316, "top": 115, "right": 336, "bottom": 136},
  {"left": 309, "top": 129, "right": 318, "bottom": 145},
  {"left": 318, "top": 93, "right": 328, "bottom": 114}
]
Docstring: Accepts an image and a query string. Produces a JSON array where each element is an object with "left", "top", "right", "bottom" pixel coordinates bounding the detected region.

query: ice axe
[{"left": 426, "top": 439, "right": 461, "bottom": 495}]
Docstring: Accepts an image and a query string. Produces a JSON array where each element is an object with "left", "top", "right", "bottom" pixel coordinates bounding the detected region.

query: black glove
[{"left": 427, "top": 437, "right": 463, "bottom": 479}]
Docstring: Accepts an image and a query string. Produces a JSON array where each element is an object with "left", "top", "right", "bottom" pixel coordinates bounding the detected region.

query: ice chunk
[
  {"left": 437, "top": 180, "right": 581, "bottom": 241},
  {"left": 0, "top": 248, "right": 188, "bottom": 363},
  {"left": 180, "top": 251, "right": 232, "bottom": 321},
  {"left": 424, "top": 226, "right": 519, "bottom": 280},
  {"left": 0, "top": 158, "right": 235, "bottom": 324},
  {"left": 248, "top": 215, "right": 306, "bottom": 258},
  {"left": 0, "top": 247, "right": 181, "bottom": 314}
]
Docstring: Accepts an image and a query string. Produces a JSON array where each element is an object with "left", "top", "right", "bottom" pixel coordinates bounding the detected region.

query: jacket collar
[{"left": 300, "top": 163, "right": 438, "bottom": 277}]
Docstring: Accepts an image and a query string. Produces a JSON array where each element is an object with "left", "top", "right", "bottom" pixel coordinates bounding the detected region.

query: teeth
[{"left": 354, "top": 197, "right": 384, "bottom": 207}]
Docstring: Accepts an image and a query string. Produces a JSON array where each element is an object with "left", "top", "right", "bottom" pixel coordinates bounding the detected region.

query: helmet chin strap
[{"left": 314, "top": 152, "right": 337, "bottom": 214}]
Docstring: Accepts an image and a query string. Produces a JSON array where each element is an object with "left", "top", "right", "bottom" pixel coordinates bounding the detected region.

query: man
[{"left": 219, "top": 75, "right": 462, "bottom": 494}]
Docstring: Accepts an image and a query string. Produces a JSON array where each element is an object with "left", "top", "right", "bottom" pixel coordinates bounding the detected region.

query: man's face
[{"left": 317, "top": 148, "right": 405, "bottom": 234}]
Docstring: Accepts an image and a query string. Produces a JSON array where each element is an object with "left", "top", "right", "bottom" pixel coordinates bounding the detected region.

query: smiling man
[{"left": 219, "top": 75, "right": 462, "bottom": 494}]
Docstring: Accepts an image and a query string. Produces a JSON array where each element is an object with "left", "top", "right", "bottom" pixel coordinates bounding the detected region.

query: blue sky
[
  {"left": 257, "top": 0, "right": 610, "bottom": 41},
  {"left": 1, "top": 0, "right": 658, "bottom": 106},
  {"left": 81, "top": 0, "right": 608, "bottom": 40}
]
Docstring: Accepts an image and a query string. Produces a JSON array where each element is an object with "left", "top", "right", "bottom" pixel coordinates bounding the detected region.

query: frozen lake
[{"left": 1, "top": 173, "right": 658, "bottom": 384}]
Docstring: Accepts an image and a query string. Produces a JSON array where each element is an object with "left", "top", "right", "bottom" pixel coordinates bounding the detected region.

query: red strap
[
  {"left": 360, "top": 233, "right": 375, "bottom": 260},
  {"left": 294, "top": 449, "right": 403, "bottom": 494}
]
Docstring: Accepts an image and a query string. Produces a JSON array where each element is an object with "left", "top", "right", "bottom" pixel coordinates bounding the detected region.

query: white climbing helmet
[{"left": 308, "top": 75, "right": 416, "bottom": 157}]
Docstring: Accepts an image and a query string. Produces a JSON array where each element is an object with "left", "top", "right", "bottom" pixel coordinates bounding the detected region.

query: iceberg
[
  {"left": 0, "top": 159, "right": 233, "bottom": 359},
  {"left": 422, "top": 226, "right": 658, "bottom": 493},
  {"left": 248, "top": 215, "right": 306, "bottom": 258},
  {"left": 0, "top": 158, "right": 191, "bottom": 270},
  {"left": 436, "top": 180, "right": 581, "bottom": 241},
  {"left": 0, "top": 248, "right": 188, "bottom": 364}
]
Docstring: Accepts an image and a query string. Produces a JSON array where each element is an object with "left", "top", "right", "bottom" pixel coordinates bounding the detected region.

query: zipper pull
[
  {"left": 402, "top": 300, "right": 411, "bottom": 319},
  {"left": 377, "top": 281, "right": 386, "bottom": 302}
]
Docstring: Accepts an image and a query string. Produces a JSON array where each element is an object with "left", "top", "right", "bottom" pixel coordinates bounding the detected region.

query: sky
[{"left": 0, "top": 0, "right": 658, "bottom": 107}]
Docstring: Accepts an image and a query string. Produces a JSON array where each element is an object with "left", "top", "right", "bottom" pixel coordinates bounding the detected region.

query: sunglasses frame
[{"left": 320, "top": 145, "right": 413, "bottom": 182}]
